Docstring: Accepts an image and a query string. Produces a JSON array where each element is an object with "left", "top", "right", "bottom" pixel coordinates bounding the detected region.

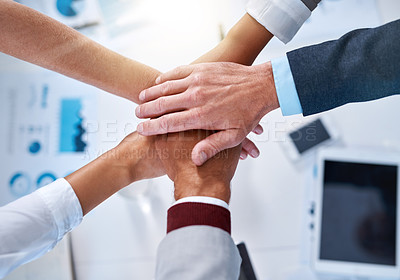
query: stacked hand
[
  {"left": 135, "top": 62, "right": 279, "bottom": 166},
  {"left": 110, "top": 130, "right": 241, "bottom": 204},
  {"left": 154, "top": 130, "right": 241, "bottom": 203},
  {"left": 115, "top": 132, "right": 165, "bottom": 182}
]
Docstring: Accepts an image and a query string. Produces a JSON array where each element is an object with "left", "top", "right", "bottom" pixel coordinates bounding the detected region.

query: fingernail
[
  {"left": 240, "top": 153, "right": 248, "bottom": 160},
  {"left": 135, "top": 106, "right": 141, "bottom": 117},
  {"left": 254, "top": 126, "right": 263, "bottom": 135},
  {"left": 137, "top": 123, "right": 143, "bottom": 133},
  {"left": 139, "top": 91, "right": 145, "bottom": 101},
  {"left": 155, "top": 76, "right": 161, "bottom": 84},
  {"left": 250, "top": 149, "right": 259, "bottom": 158}
]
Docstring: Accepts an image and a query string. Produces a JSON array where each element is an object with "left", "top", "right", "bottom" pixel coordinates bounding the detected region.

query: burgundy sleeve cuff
[{"left": 167, "top": 202, "right": 231, "bottom": 234}]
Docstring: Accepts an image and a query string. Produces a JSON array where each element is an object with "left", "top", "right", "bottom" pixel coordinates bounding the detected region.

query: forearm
[
  {"left": 65, "top": 145, "right": 136, "bottom": 216},
  {"left": 192, "top": 13, "right": 273, "bottom": 66},
  {"left": 156, "top": 201, "right": 240, "bottom": 280},
  {"left": 0, "top": 179, "right": 81, "bottom": 278},
  {"left": 0, "top": 0, "right": 159, "bottom": 103},
  {"left": 156, "top": 203, "right": 240, "bottom": 280},
  {"left": 0, "top": 147, "right": 135, "bottom": 277},
  {"left": 287, "top": 19, "right": 400, "bottom": 116}
]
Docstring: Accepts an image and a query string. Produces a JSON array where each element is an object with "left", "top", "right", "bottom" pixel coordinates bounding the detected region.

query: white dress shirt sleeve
[
  {"left": 0, "top": 178, "right": 82, "bottom": 278},
  {"left": 246, "top": 0, "right": 312, "bottom": 43}
]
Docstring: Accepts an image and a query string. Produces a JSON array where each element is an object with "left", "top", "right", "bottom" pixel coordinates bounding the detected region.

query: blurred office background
[{"left": 0, "top": 0, "right": 399, "bottom": 279}]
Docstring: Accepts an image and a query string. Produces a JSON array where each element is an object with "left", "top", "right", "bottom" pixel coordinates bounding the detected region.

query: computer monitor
[{"left": 313, "top": 149, "right": 400, "bottom": 279}]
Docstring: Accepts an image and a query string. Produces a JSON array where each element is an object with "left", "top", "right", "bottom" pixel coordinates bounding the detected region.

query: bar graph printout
[{"left": 0, "top": 71, "right": 98, "bottom": 207}]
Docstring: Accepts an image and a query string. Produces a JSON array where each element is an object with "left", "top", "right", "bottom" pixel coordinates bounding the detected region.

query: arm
[
  {"left": 65, "top": 133, "right": 164, "bottom": 215},
  {"left": 246, "top": 0, "right": 320, "bottom": 43},
  {"left": 134, "top": 0, "right": 320, "bottom": 165},
  {"left": 194, "top": 0, "right": 321, "bottom": 65},
  {"left": 135, "top": 14, "right": 399, "bottom": 167},
  {"left": 287, "top": 19, "right": 400, "bottom": 115},
  {"left": 0, "top": 0, "right": 160, "bottom": 104},
  {"left": 192, "top": 13, "right": 273, "bottom": 66},
  {"left": 0, "top": 133, "right": 164, "bottom": 277},
  {"left": 154, "top": 130, "right": 242, "bottom": 279},
  {"left": 0, "top": 1, "right": 270, "bottom": 163}
]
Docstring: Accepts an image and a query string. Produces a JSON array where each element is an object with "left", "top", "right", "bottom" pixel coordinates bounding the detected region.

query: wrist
[
  {"left": 174, "top": 174, "right": 231, "bottom": 204},
  {"left": 108, "top": 142, "right": 141, "bottom": 187},
  {"left": 114, "top": 133, "right": 164, "bottom": 184},
  {"left": 124, "top": 61, "right": 161, "bottom": 104},
  {"left": 254, "top": 62, "right": 280, "bottom": 116}
]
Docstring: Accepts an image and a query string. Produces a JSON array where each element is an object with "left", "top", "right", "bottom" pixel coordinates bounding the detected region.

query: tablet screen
[{"left": 320, "top": 160, "right": 398, "bottom": 266}]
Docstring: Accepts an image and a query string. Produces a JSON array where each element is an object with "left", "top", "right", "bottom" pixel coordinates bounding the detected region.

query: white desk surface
[{"left": 0, "top": 0, "right": 399, "bottom": 279}]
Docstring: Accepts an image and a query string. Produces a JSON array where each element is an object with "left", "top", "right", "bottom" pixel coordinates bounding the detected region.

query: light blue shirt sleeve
[{"left": 271, "top": 55, "right": 303, "bottom": 116}]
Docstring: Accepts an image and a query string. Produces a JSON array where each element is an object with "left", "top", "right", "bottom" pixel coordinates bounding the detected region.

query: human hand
[
  {"left": 65, "top": 132, "right": 165, "bottom": 215},
  {"left": 155, "top": 130, "right": 241, "bottom": 204},
  {"left": 114, "top": 132, "right": 165, "bottom": 182},
  {"left": 135, "top": 62, "right": 279, "bottom": 166}
]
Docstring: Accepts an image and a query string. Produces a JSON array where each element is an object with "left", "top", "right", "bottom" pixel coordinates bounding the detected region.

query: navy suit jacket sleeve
[{"left": 287, "top": 19, "right": 400, "bottom": 116}]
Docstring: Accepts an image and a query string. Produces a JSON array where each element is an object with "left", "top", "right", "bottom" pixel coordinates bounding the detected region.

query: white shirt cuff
[
  {"left": 246, "top": 0, "right": 311, "bottom": 44},
  {"left": 36, "top": 178, "right": 83, "bottom": 242},
  {"left": 173, "top": 196, "right": 229, "bottom": 210}
]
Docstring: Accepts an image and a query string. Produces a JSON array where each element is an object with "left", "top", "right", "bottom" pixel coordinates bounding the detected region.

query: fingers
[
  {"left": 192, "top": 134, "right": 259, "bottom": 163},
  {"left": 241, "top": 137, "right": 260, "bottom": 158},
  {"left": 192, "top": 130, "right": 243, "bottom": 166},
  {"left": 252, "top": 124, "right": 264, "bottom": 135},
  {"left": 137, "top": 110, "right": 201, "bottom": 136},
  {"left": 139, "top": 78, "right": 190, "bottom": 103},
  {"left": 136, "top": 94, "right": 188, "bottom": 119},
  {"left": 241, "top": 125, "right": 262, "bottom": 159},
  {"left": 155, "top": 65, "right": 195, "bottom": 85},
  {"left": 240, "top": 149, "right": 248, "bottom": 160}
]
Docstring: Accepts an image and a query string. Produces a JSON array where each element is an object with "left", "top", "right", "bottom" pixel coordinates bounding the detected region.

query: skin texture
[
  {"left": 0, "top": 3, "right": 270, "bottom": 159},
  {"left": 191, "top": 14, "right": 273, "bottom": 66},
  {"left": 0, "top": 2, "right": 274, "bottom": 215},
  {"left": 65, "top": 130, "right": 241, "bottom": 215},
  {"left": 0, "top": 0, "right": 160, "bottom": 104},
  {"left": 0, "top": 2, "right": 271, "bottom": 214},
  {"left": 136, "top": 14, "right": 278, "bottom": 165},
  {"left": 155, "top": 130, "right": 241, "bottom": 204},
  {"left": 186, "top": 13, "right": 273, "bottom": 160},
  {"left": 137, "top": 62, "right": 279, "bottom": 166},
  {"left": 65, "top": 133, "right": 165, "bottom": 216}
]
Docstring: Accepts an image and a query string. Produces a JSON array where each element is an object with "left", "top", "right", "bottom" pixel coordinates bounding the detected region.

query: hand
[
  {"left": 66, "top": 132, "right": 165, "bottom": 216},
  {"left": 135, "top": 62, "right": 279, "bottom": 166},
  {"left": 155, "top": 130, "right": 241, "bottom": 204},
  {"left": 115, "top": 132, "right": 165, "bottom": 182}
]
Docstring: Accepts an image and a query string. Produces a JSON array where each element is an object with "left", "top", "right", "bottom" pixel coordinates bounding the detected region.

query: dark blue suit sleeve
[{"left": 287, "top": 19, "right": 400, "bottom": 116}]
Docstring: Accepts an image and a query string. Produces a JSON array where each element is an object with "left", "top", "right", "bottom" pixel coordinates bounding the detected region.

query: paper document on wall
[{"left": 0, "top": 71, "right": 98, "bottom": 207}]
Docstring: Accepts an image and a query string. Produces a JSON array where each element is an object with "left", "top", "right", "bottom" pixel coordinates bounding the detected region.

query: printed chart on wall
[{"left": 0, "top": 71, "right": 98, "bottom": 207}]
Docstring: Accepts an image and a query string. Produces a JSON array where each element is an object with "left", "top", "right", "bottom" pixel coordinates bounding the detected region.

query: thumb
[{"left": 192, "top": 130, "right": 242, "bottom": 166}]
